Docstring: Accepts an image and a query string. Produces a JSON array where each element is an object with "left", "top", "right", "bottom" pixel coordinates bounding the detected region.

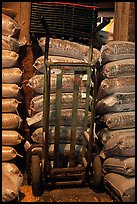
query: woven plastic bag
[
  {"left": 97, "top": 128, "right": 135, "bottom": 146},
  {"left": 33, "top": 55, "right": 85, "bottom": 73},
  {"left": 2, "top": 146, "right": 23, "bottom": 161},
  {"left": 2, "top": 35, "right": 19, "bottom": 52}
]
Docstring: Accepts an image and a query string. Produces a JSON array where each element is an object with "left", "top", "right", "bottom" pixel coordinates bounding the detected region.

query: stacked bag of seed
[
  {"left": 96, "top": 41, "right": 135, "bottom": 202},
  {"left": 2, "top": 13, "right": 24, "bottom": 202},
  {"left": 26, "top": 37, "right": 101, "bottom": 163}
]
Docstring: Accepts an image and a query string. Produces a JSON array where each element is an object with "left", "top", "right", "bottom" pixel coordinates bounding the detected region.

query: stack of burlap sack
[
  {"left": 96, "top": 41, "right": 135, "bottom": 202},
  {"left": 2, "top": 13, "right": 24, "bottom": 202},
  {"left": 26, "top": 37, "right": 101, "bottom": 161}
]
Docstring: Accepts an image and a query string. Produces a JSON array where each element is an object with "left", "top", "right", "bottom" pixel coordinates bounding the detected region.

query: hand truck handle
[
  {"left": 40, "top": 16, "right": 50, "bottom": 61},
  {"left": 90, "top": 18, "right": 111, "bottom": 37}
]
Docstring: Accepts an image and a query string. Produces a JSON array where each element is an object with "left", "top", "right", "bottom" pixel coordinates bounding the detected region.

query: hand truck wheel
[
  {"left": 92, "top": 155, "right": 102, "bottom": 187},
  {"left": 31, "top": 154, "right": 42, "bottom": 196}
]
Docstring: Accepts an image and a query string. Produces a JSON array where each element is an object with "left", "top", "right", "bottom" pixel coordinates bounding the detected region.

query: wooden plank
[
  {"left": 20, "top": 2, "right": 31, "bottom": 43},
  {"left": 113, "top": 2, "right": 130, "bottom": 41}
]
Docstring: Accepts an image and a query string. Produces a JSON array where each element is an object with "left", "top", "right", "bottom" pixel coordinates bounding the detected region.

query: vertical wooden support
[{"left": 113, "top": 2, "right": 130, "bottom": 41}]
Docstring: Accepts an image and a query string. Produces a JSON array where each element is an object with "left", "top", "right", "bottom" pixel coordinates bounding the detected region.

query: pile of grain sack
[
  {"left": 2, "top": 13, "right": 25, "bottom": 202},
  {"left": 96, "top": 41, "right": 135, "bottom": 202},
  {"left": 26, "top": 37, "right": 101, "bottom": 163}
]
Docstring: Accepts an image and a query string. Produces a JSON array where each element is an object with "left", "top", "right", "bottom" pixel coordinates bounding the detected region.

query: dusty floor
[{"left": 19, "top": 173, "right": 116, "bottom": 202}]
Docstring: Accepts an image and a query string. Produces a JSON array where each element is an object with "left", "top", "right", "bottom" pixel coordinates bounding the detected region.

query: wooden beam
[{"left": 113, "top": 2, "right": 130, "bottom": 41}]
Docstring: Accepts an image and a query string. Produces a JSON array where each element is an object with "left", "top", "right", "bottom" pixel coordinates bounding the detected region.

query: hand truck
[{"left": 26, "top": 2, "right": 110, "bottom": 196}]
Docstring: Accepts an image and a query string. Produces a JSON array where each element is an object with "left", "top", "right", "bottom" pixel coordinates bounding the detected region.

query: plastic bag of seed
[
  {"left": 33, "top": 55, "right": 85, "bottom": 73},
  {"left": 98, "top": 59, "right": 135, "bottom": 80},
  {"left": 102, "top": 133, "right": 135, "bottom": 157},
  {"left": 31, "top": 126, "right": 85, "bottom": 145},
  {"left": 2, "top": 83, "right": 22, "bottom": 99},
  {"left": 97, "top": 111, "right": 135, "bottom": 130},
  {"left": 2, "top": 98, "right": 21, "bottom": 113},
  {"left": 2, "top": 50, "right": 19, "bottom": 68},
  {"left": 2, "top": 68, "right": 23, "bottom": 84},
  {"left": 26, "top": 109, "right": 91, "bottom": 128},
  {"left": 27, "top": 74, "right": 87, "bottom": 94},
  {"left": 30, "top": 93, "right": 86, "bottom": 113},
  {"left": 2, "top": 113, "right": 23, "bottom": 129},
  {"left": 97, "top": 128, "right": 135, "bottom": 146},
  {"left": 102, "top": 156, "right": 135, "bottom": 177},
  {"left": 2, "top": 130, "right": 24, "bottom": 146},
  {"left": 96, "top": 92, "right": 135, "bottom": 114},
  {"left": 101, "top": 41, "right": 135, "bottom": 65},
  {"left": 38, "top": 37, "right": 101, "bottom": 63},
  {"left": 97, "top": 75, "right": 135, "bottom": 100},
  {"left": 2, "top": 35, "right": 19, "bottom": 52},
  {"left": 2, "top": 13, "right": 20, "bottom": 37},
  {"left": 2, "top": 146, "right": 23, "bottom": 161},
  {"left": 104, "top": 173, "right": 135, "bottom": 202}
]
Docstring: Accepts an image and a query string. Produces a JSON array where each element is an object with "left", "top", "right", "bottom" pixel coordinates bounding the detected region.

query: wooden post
[{"left": 113, "top": 2, "right": 132, "bottom": 41}]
